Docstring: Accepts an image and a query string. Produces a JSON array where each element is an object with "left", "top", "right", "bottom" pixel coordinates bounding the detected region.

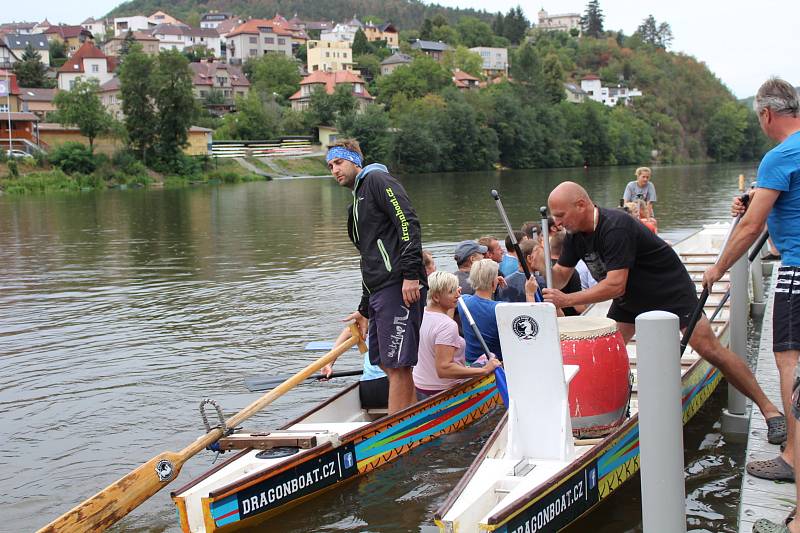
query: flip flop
[
  {"left": 747, "top": 456, "right": 795, "bottom": 482},
  {"left": 753, "top": 518, "right": 790, "bottom": 533},
  {"left": 767, "top": 415, "right": 788, "bottom": 445}
]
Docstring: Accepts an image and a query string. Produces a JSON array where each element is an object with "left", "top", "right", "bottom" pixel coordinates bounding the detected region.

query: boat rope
[{"left": 200, "top": 398, "right": 235, "bottom": 460}]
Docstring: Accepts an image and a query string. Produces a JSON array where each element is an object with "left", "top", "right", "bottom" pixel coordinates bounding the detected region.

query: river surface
[{"left": 0, "top": 163, "right": 761, "bottom": 532}]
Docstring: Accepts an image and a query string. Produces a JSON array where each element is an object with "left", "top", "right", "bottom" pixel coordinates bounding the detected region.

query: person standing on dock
[
  {"left": 543, "top": 181, "right": 784, "bottom": 437},
  {"left": 623, "top": 167, "right": 657, "bottom": 218},
  {"left": 328, "top": 139, "right": 428, "bottom": 415},
  {"left": 701, "top": 78, "right": 800, "bottom": 533}
]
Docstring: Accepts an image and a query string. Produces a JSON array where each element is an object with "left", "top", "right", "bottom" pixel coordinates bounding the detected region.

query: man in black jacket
[{"left": 327, "top": 139, "right": 427, "bottom": 414}]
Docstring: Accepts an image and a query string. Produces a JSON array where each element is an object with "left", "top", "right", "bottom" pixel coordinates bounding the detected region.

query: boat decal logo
[
  {"left": 155, "top": 459, "right": 174, "bottom": 482},
  {"left": 512, "top": 315, "right": 539, "bottom": 340},
  {"left": 343, "top": 451, "right": 354, "bottom": 469}
]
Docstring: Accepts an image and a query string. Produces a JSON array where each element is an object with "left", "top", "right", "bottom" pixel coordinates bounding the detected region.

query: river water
[{"left": 0, "top": 163, "right": 761, "bottom": 532}]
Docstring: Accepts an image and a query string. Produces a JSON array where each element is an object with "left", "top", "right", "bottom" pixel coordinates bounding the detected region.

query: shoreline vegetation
[{"left": 0, "top": 151, "right": 331, "bottom": 195}]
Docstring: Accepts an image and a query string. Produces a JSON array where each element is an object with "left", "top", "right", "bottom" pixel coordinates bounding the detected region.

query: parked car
[{"left": 5, "top": 149, "right": 33, "bottom": 159}]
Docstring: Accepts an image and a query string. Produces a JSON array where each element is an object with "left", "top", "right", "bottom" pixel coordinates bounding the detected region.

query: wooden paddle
[{"left": 36, "top": 324, "right": 366, "bottom": 533}]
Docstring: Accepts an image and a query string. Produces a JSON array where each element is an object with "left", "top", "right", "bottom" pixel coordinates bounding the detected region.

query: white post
[
  {"left": 636, "top": 311, "right": 686, "bottom": 533},
  {"left": 727, "top": 254, "right": 749, "bottom": 417}
]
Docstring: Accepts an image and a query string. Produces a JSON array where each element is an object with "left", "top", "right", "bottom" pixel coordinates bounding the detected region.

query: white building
[
  {"left": 56, "top": 41, "right": 115, "bottom": 91},
  {"left": 580, "top": 75, "right": 642, "bottom": 107},
  {"left": 537, "top": 9, "right": 581, "bottom": 33},
  {"left": 320, "top": 20, "right": 362, "bottom": 44},
  {"left": 201, "top": 12, "right": 234, "bottom": 29},
  {"left": 81, "top": 18, "right": 108, "bottom": 40},
  {"left": 113, "top": 16, "right": 150, "bottom": 36},
  {"left": 469, "top": 47, "right": 508, "bottom": 78},
  {"left": 149, "top": 24, "right": 222, "bottom": 57}
]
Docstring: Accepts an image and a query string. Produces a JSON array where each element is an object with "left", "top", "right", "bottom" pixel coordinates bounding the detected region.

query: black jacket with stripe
[{"left": 346, "top": 164, "right": 427, "bottom": 317}]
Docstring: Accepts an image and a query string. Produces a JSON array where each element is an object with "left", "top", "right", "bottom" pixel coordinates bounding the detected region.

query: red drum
[{"left": 558, "top": 316, "right": 631, "bottom": 437}]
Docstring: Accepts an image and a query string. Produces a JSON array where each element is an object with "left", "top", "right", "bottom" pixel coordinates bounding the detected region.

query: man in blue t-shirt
[{"left": 702, "top": 79, "right": 800, "bottom": 531}]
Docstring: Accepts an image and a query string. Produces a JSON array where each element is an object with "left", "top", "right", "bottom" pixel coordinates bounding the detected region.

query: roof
[
  {"left": 305, "top": 21, "right": 334, "bottom": 31},
  {"left": 3, "top": 112, "right": 38, "bottom": 121},
  {"left": 453, "top": 69, "right": 480, "bottom": 88},
  {"left": 410, "top": 39, "right": 452, "bottom": 52},
  {"left": 366, "top": 22, "right": 398, "bottom": 33},
  {"left": 44, "top": 25, "right": 86, "bottom": 40},
  {"left": 4, "top": 34, "right": 49, "bottom": 51},
  {"left": 189, "top": 62, "right": 250, "bottom": 87},
  {"left": 99, "top": 77, "right": 120, "bottom": 92},
  {"left": 149, "top": 24, "right": 219, "bottom": 38},
  {"left": 57, "top": 41, "right": 113, "bottom": 74},
  {"left": 215, "top": 19, "right": 241, "bottom": 35},
  {"left": 190, "top": 126, "right": 213, "bottom": 132},
  {"left": 201, "top": 12, "right": 233, "bottom": 22},
  {"left": 289, "top": 70, "right": 373, "bottom": 100},
  {"left": 0, "top": 22, "right": 37, "bottom": 31},
  {"left": 227, "top": 19, "right": 293, "bottom": 38},
  {"left": 18, "top": 87, "right": 57, "bottom": 101},
  {"left": 564, "top": 82, "right": 586, "bottom": 95},
  {"left": 380, "top": 52, "right": 412, "bottom": 66},
  {"left": 582, "top": 74, "right": 600, "bottom": 81}
]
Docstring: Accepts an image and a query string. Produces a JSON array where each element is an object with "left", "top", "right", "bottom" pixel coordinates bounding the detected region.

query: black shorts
[
  {"left": 773, "top": 266, "right": 800, "bottom": 352},
  {"left": 359, "top": 377, "right": 389, "bottom": 409},
  {"left": 367, "top": 284, "right": 426, "bottom": 369},
  {"left": 607, "top": 291, "right": 698, "bottom": 329}
]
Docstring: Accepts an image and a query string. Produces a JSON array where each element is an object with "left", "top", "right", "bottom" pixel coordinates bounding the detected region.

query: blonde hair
[
  {"left": 427, "top": 270, "right": 459, "bottom": 304},
  {"left": 469, "top": 259, "right": 499, "bottom": 291},
  {"left": 635, "top": 167, "right": 651, "bottom": 177},
  {"left": 422, "top": 250, "right": 435, "bottom": 270}
]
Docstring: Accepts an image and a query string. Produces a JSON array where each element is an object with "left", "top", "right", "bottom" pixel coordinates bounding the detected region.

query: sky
[{"left": 3, "top": 0, "right": 798, "bottom": 98}]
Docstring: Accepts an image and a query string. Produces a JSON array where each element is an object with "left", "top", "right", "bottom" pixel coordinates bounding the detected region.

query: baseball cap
[{"left": 454, "top": 240, "right": 488, "bottom": 265}]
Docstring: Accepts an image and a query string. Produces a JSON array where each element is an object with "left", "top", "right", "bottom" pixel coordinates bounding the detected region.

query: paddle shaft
[
  {"left": 458, "top": 296, "right": 493, "bottom": 358},
  {"left": 679, "top": 196, "right": 749, "bottom": 355},
  {"left": 37, "top": 329, "right": 363, "bottom": 533},
  {"left": 541, "top": 206, "right": 553, "bottom": 290},
  {"left": 491, "top": 190, "right": 532, "bottom": 280},
  {"left": 245, "top": 369, "right": 364, "bottom": 392}
]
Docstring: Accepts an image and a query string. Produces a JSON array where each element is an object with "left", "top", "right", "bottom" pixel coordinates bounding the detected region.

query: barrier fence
[{"left": 211, "top": 137, "right": 314, "bottom": 158}]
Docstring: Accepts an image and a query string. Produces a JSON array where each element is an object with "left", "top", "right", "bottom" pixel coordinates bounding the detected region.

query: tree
[
  {"left": 510, "top": 42, "right": 542, "bottom": 88},
  {"left": 337, "top": 106, "right": 391, "bottom": 163},
  {"left": 581, "top": 0, "right": 605, "bottom": 38},
  {"left": 332, "top": 83, "right": 357, "bottom": 116},
  {"left": 13, "top": 43, "right": 50, "bottom": 88},
  {"left": 53, "top": 78, "right": 113, "bottom": 152},
  {"left": 119, "top": 44, "right": 157, "bottom": 162},
  {"left": 635, "top": 15, "right": 673, "bottom": 49},
  {"left": 541, "top": 54, "right": 566, "bottom": 104},
  {"left": 48, "top": 40, "right": 67, "bottom": 67},
  {"left": 705, "top": 101, "right": 748, "bottom": 162},
  {"left": 502, "top": 6, "right": 529, "bottom": 45},
  {"left": 492, "top": 12, "right": 505, "bottom": 39},
  {"left": 456, "top": 17, "right": 494, "bottom": 48},
  {"left": 352, "top": 29, "right": 372, "bottom": 56},
  {"left": 244, "top": 53, "right": 302, "bottom": 101},
  {"left": 218, "top": 91, "right": 281, "bottom": 139},
  {"left": 308, "top": 87, "right": 339, "bottom": 126},
  {"left": 152, "top": 50, "right": 197, "bottom": 164},
  {"left": 376, "top": 55, "right": 451, "bottom": 106},
  {"left": 119, "top": 31, "right": 136, "bottom": 57},
  {"left": 419, "top": 19, "right": 434, "bottom": 40},
  {"left": 442, "top": 46, "right": 484, "bottom": 78}
]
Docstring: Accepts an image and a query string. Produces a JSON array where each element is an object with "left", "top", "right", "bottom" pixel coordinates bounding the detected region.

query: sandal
[
  {"left": 786, "top": 507, "right": 797, "bottom": 525},
  {"left": 747, "top": 456, "right": 795, "bottom": 481},
  {"left": 753, "top": 518, "right": 790, "bottom": 532},
  {"left": 767, "top": 415, "right": 788, "bottom": 445}
]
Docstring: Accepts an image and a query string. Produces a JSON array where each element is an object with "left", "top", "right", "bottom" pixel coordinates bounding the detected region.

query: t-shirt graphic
[{"left": 582, "top": 250, "right": 607, "bottom": 282}]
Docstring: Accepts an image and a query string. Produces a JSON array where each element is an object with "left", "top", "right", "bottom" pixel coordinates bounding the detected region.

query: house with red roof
[
  {"left": 453, "top": 69, "right": 480, "bottom": 90},
  {"left": 289, "top": 70, "right": 373, "bottom": 112},
  {"left": 44, "top": 25, "right": 93, "bottom": 55},
  {"left": 225, "top": 19, "right": 292, "bottom": 64},
  {"left": 57, "top": 41, "right": 116, "bottom": 90},
  {"left": 0, "top": 70, "right": 41, "bottom": 152},
  {"left": 189, "top": 60, "right": 250, "bottom": 115}
]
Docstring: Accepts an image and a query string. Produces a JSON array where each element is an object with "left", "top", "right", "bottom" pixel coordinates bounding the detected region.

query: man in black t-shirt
[{"left": 542, "top": 182, "right": 782, "bottom": 424}]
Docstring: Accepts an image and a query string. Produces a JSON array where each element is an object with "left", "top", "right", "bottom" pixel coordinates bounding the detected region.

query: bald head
[{"left": 548, "top": 181, "right": 595, "bottom": 234}]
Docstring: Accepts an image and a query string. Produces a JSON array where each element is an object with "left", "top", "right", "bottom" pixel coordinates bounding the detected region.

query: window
[
  {"left": 216, "top": 76, "right": 227, "bottom": 86},
  {"left": 354, "top": 84, "right": 362, "bottom": 94},
  {"left": 249, "top": 36, "right": 257, "bottom": 44},
  {"left": 69, "top": 79, "right": 76, "bottom": 90},
  {"left": 265, "top": 37, "right": 274, "bottom": 44},
  {"left": 199, "top": 90, "right": 207, "bottom": 97},
  {"left": 223, "top": 89, "right": 231, "bottom": 97},
  {"left": 0, "top": 104, "right": 8, "bottom": 112},
  {"left": 278, "top": 38, "right": 285, "bottom": 45},
  {"left": 91, "top": 64, "right": 99, "bottom": 73},
  {"left": 325, "top": 52, "right": 330, "bottom": 57},
  {"left": 249, "top": 49, "right": 257, "bottom": 56}
]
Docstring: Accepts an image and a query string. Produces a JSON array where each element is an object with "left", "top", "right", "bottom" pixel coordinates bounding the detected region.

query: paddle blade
[
  {"left": 494, "top": 367, "right": 509, "bottom": 408},
  {"left": 36, "top": 451, "right": 184, "bottom": 533}
]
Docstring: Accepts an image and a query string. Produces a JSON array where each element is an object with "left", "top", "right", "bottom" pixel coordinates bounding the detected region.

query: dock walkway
[{"left": 738, "top": 267, "right": 793, "bottom": 532}]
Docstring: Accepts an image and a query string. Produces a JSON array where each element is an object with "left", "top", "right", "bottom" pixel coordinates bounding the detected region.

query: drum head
[{"left": 557, "top": 316, "right": 618, "bottom": 340}]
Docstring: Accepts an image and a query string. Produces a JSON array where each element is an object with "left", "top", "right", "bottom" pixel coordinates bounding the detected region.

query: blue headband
[{"left": 326, "top": 146, "right": 363, "bottom": 168}]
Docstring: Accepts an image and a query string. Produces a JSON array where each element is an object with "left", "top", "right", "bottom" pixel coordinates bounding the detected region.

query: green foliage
[
  {"left": 337, "top": 106, "right": 391, "bottom": 163},
  {"left": 376, "top": 55, "right": 451, "bottom": 106},
  {"left": 53, "top": 78, "right": 113, "bottom": 151},
  {"left": 634, "top": 15, "right": 673, "bottom": 49},
  {"left": 48, "top": 40, "right": 67, "bottom": 67},
  {"left": 581, "top": 0, "right": 605, "bottom": 38},
  {"left": 353, "top": 29, "right": 371, "bottom": 56},
  {"left": 183, "top": 45, "right": 215, "bottom": 62},
  {"left": 541, "top": 54, "right": 566, "bottom": 103},
  {"left": 705, "top": 101, "right": 749, "bottom": 162},
  {"left": 279, "top": 109, "right": 313, "bottom": 135},
  {"left": 492, "top": 7, "right": 528, "bottom": 45},
  {"left": 13, "top": 43, "right": 51, "bottom": 88},
  {"left": 152, "top": 50, "right": 197, "bottom": 167},
  {"left": 119, "top": 44, "right": 157, "bottom": 161},
  {"left": 456, "top": 17, "right": 494, "bottom": 47},
  {"left": 120, "top": 31, "right": 136, "bottom": 56},
  {"left": 217, "top": 91, "right": 281, "bottom": 139},
  {"left": 244, "top": 53, "right": 302, "bottom": 101},
  {"left": 49, "top": 142, "right": 97, "bottom": 175},
  {"left": 7, "top": 160, "right": 19, "bottom": 177},
  {"left": 442, "top": 46, "right": 484, "bottom": 78}
]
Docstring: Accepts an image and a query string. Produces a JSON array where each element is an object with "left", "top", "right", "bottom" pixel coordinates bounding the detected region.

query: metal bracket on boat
[{"left": 200, "top": 398, "right": 235, "bottom": 459}]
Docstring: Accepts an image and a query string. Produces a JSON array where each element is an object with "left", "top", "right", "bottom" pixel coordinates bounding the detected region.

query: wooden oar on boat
[{"left": 36, "top": 325, "right": 366, "bottom": 533}]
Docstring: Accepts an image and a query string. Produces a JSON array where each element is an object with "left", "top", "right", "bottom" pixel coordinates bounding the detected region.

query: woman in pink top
[{"left": 413, "top": 271, "right": 501, "bottom": 399}]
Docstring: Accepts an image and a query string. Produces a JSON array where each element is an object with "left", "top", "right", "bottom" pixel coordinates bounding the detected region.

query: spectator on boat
[
  {"left": 624, "top": 200, "right": 658, "bottom": 234},
  {"left": 623, "top": 167, "right": 657, "bottom": 218},
  {"left": 460, "top": 259, "right": 534, "bottom": 363},
  {"left": 521, "top": 221, "right": 539, "bottom": 241},
  {"left": 423, "top": 249, "right": 436, "bottom": 276},
  {"left": 498, "top": 239, "right": 544, "bottom": 302},
  {"left": 702, "top": 80, "right": 800, "bottom": 528},
  {"left": 453, "top": 240, "right": 487, "bottom": 296},
  {"left": 328, "top": 138, "right": 427, "bottom": 415},
  {"left": 499, "top": 231, "right": 524, "bottom": 277},
  {"left": 413, "top": 271, "right": 502, "bottom": 399},
  {"left": 544, "top": 181, "right": 784, "bottom": 457},
  {"left": 479, "top": 236, "right": 504, "bottom": 265},
  {"left": 324, "top": 327, "right": 389, "bottom": 409}
]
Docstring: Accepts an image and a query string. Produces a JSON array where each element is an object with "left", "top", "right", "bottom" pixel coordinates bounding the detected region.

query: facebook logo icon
[
  {"left": 588, "top": 467, "right": 597, "bottom": 490},
  {"left": 343, "top": 452, "right": 354, "bottom": 469}
]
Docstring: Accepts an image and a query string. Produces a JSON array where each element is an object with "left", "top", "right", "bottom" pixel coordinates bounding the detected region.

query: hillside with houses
[{"left": 0, "top": 1, "right": 768, "bottom": 190}]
